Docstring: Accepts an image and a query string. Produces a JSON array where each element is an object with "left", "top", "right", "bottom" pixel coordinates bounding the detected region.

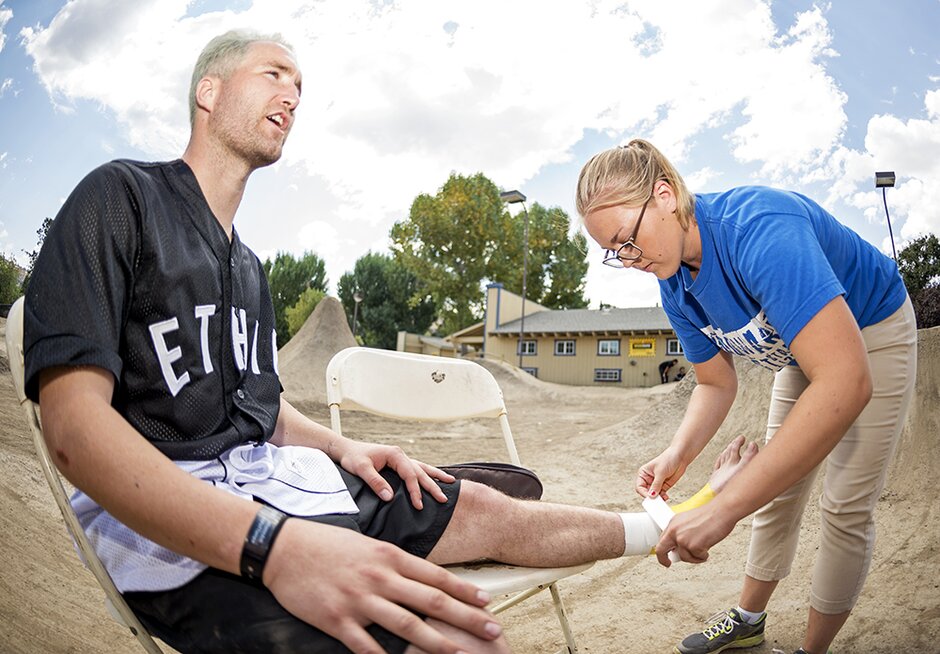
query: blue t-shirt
[{"left": 659, "top": 186, "right": 906, "bottom": 371}]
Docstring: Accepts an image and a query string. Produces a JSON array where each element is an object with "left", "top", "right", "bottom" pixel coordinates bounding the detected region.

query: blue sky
[{"left": 1, "top": 0, "right": 938, "bottom": 308}]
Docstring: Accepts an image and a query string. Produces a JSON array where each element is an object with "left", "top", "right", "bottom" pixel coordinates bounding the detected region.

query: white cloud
[
  {"left": 0, "top": 77, "right": 12, "bottom": 97},
  {"left": 20, "top": 1, "right": 199, "bottom": 151},
  {"left": 20, "top": 0, "right": 877, "bottom": 305},
  {"left": 22, "top": 1, "right": 851, "bottom": 192},
  {"left": 726, "top": 7, "right": 847, "bottom": 182},
  {"left": 297, "top": 219, "right": 342, "bottom": 259},
  {"left": 684, "top": 167, "right": 720, "bottom": 193},
  {"left": 0, "top": 1, "right": 12, "bottom": 53},
  {"left": 828, "top": 88, "right": 940, "bottom": 248}
]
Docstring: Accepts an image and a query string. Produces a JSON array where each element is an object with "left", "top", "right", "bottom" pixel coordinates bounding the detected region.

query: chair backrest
[
  {"left": 5, "top": 297, "right": 163, "bottom": 653},
  {"left": 326, "top": 347, "right": 521, "bottom": 465}
]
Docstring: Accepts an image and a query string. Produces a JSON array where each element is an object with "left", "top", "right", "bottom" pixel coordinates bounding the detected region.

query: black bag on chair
[{"left": 439, "top": 462, "right": 543, "bottom": 500}]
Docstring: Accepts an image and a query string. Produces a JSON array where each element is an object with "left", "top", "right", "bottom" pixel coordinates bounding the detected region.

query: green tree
[
  {"left": 0, "top": 253, "right": 20, "bottom": 304},
  {"left": 898, "top": 233, "right": 940, "bottom": 329},
  {"left": 897, "top": 233, "right": 940, "bottom": 296},
  {"left": 285, "top": 287, "right": 326, "bottom": 338},
  {"left": 20, "top": 217, "right": 53, "bottom": 294},
  {"left": 338, "top": 252, "right": 437, "bottom": 349},
  {"left": 494, "top": 203, "right": 589, "bottom": 311},
  {"left": 263, "top": 251, "right": 328, "bottom": 347},
  {"left": 390, "top": 173, "right": 588, "bottom": 335},
  {"left": 912, "top": 286, "right": 940, "bottom": 329}
]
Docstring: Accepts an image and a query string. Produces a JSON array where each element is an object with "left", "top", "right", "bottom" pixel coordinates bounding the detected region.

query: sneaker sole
[{"left": 673, "top": 632, "right": 765, "bottom": 654}]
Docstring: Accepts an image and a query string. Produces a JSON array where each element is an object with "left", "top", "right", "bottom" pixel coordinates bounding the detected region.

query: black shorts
[{"left": 124, "top": 466, "right": 461, "bottom": 654}]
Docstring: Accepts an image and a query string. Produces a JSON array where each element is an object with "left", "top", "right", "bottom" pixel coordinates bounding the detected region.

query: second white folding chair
[{"left": 326, "top": 346, "right": 593, "bottom": 654}]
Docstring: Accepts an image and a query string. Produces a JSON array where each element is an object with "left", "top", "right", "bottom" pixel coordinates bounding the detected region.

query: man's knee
[{"left": 456, "top": 480, "right": 516, "bottom": 517}]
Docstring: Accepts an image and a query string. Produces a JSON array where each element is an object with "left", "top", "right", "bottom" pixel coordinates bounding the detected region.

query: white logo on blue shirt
[{"left": 699, "top": 310, "right": 793, "bottom": 371}]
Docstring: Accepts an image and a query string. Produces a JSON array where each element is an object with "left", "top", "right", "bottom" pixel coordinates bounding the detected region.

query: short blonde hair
[
  {"left": 189, "top": 29, "right": 294, "bottom": 127},
  {"left": 576, "top": 139, "right": 696, "bottom": 230}
]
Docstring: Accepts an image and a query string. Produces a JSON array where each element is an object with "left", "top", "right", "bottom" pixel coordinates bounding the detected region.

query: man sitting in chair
[{"left": 25, "top": 29, "right": 756, "bottom": 654}]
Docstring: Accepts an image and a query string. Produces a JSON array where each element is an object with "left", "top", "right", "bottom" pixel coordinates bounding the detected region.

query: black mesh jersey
[{"left": 25, "top": 159, "right": 282, "bottom": 460}]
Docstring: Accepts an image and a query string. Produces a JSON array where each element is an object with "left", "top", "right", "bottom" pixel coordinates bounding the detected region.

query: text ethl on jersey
[{"left": 148, "top": 305, "right": 278, "bottom": 397}]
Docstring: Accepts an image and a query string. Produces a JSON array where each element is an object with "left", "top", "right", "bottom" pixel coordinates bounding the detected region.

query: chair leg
[{"left": 549, "top": 582, "right": 578, "bottom": 654}]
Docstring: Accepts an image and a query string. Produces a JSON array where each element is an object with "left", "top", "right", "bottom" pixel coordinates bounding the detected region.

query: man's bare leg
[{"left": 428, "top": 436, "right": 758, "bottom": 567}]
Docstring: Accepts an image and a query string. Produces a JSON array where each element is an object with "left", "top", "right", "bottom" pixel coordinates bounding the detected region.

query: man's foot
[
  {"left": 707, "top": 436, "right": 759, "bottom": 493},
  {"left": 674, "top": 608, "right": 765, "bottom": 654}
]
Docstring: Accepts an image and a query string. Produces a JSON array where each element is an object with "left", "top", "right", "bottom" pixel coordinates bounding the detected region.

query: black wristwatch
[{"left": 240, "top": 504, "right": 289, "bottom": 584}]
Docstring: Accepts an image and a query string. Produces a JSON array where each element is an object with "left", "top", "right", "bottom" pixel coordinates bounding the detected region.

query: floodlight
[
  {"left": 875, "top": 171, "right": 895, "bottom": 188},
  {"left": 499, "top": 190, "right": 527, "bottom": 204}
]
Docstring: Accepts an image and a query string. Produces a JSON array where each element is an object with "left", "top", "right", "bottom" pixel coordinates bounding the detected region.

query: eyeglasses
[{"left": 601, "top": 193, "right": 652, "bottom": 268}]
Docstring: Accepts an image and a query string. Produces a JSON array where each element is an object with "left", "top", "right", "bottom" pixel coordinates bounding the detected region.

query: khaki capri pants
[{"left": 744, "top": 297, "right": 917, "bottom": 614}]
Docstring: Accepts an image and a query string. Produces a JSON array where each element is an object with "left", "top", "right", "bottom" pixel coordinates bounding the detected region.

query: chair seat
[{"left": 448, "top": 561, "right": 593, "bottom": 596}]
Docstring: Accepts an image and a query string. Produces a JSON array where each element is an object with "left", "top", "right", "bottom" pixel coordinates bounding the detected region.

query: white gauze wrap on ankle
[{"left": 619, "top": 512, "right": 661, "bottom": 556}]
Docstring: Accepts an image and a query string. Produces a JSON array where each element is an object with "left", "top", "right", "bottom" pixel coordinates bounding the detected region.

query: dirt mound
[
  {"left": 565, "top": 358, "right": 775, "bottom": 491},
  {"left": 888, "top": 325, "right": 940, "bottom": 493},
  {"left": 276, "top": 296, "right": 356, "bottom": 406},
  {"left": 477, "top": 357, "right": 557, "bottom": 393},
  {"left": 478, "top": 356, "right": 670, "bottom": 408}
]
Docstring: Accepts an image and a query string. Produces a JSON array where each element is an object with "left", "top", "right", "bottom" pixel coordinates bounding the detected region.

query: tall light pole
[
  {"left": 352, "top": 291, "right": 363, "bottom": 341},
  {"left": 875, "top": 171, "right": 898, "bottom": 261},
  {"left": 500, "top": 190, "right": 529, "bottom": 369}
]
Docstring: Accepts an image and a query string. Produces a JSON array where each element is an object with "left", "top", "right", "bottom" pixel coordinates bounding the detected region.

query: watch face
[{"left": 241, "top": 506, "right": 288, "bottom": 580}]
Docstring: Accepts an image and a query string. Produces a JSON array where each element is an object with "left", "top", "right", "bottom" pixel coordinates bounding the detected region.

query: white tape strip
[{"left": 642, "top": 495, "right": 681, "bottom": 564}]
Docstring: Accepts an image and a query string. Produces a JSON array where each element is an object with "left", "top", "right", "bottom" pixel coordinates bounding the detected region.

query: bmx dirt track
[{"left": 1, "top": 297, "right": 937, "bottom": 653}]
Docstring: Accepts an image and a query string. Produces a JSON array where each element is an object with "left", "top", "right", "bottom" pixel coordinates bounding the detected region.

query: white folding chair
[
  {"left": 326, "top": 346, "right": 593, "bottom": 654},
  {"left": 5, "top": 297, "right": 165, "bottom": 654}
]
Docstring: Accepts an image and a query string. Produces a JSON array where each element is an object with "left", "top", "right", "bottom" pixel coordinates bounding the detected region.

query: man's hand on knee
[{"left": 263, "top": 519, "right": 503, "bottom": 653}]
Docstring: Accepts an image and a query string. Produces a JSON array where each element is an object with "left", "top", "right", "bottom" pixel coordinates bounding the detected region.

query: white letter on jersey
[
  {"left": 272, "top": 328, "right": 279, "bottom": 375},
  {"left": 250, "top": 320, "right": 260, "bottom": 374},
  {"left": 195, "top": 304, "right": 216, "bottom": 374},
  {"left": 232, "top": 307, "right": 248, "bottom": 371},
  {"left": 149, "top": 318, "right": 190, "bottom": 397}
]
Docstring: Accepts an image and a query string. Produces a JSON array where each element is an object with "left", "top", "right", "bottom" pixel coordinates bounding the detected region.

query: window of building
[
  {"left": 522, "top": 367, "right": 538, "bottom": 378},
  {"left": 554, "top": 339, "right": 576, "bottom": 356},
  {"left": 594, "top": 368, "right": 622, "bottom": 382},
  {"left": 517, "top": 340, "right": 537, "bottom": 356},
  {"left": 597, "top": 339, "right": 621, "bottom": 356},
  {"left": 666, "top": 338, "right": 684, "bottom": 356}
]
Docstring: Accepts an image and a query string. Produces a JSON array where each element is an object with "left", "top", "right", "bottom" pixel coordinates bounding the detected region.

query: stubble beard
[{"left": 212, "top": 105, "right": 285, "bottom": 171}]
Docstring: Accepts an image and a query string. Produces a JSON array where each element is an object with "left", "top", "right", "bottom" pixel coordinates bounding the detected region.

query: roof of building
[
  {"left": 418, "top": 334, "right": 456, "bottom": 350},
  {"left": 491, "top": 306, "right": 673, "bottom": 336},
  {"left": 447, "top": 321, "right": 484, "bottom": 340}
]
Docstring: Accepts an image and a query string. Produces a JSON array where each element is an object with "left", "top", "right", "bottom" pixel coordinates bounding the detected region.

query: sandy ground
[{"left": 0, "top": 299, "right": 937, "bottom": 653}]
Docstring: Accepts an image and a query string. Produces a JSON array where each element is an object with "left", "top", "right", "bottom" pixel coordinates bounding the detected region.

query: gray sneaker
[{"left": 674, "top": 608, "right": 765, "bottom": 654}]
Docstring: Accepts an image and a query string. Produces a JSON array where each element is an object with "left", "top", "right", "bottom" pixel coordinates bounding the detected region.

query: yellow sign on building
[{"left": 628, "top": 337, "right": 656, "bottom": 357}]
